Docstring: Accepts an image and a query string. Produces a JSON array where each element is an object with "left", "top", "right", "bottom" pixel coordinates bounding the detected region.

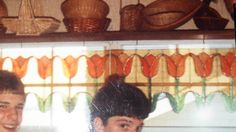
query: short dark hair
[
  {"left": 90, "top": 74, "right": 151, "bottom": 127},
  {"left": 0, "top": 70, "right": 25, "bottom": 94}
]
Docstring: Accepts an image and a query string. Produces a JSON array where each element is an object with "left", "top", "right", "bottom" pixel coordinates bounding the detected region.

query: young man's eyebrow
[
  {"left": 116, "top": 118, "right": 143, "bottom": 125},
  {"left": 115, "top": 118, "right": 131, "bottom": 123},
  {"left": 17, "top": 103, "right": 24, "bottom": 106},
  {"left": 0, "top": 101, "right": 24, "bottom": 105},
  {"left": 0, "top": 101, "right": 9, "bottom": 104}
]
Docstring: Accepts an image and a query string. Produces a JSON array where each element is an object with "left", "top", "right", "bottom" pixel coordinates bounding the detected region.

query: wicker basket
[
  {"left": 61, "top": 0, "right": 109, "bottom": 19},
  {"left": 142, "top": 0, "right": 202, "bottom": 30},
  {"left": 1, "top": 0, "right": 60, "bottom": 36},
  {"left": 193, "top": 6, "right": 229, "bottom": 30},
  {"left": 144, "top": 12, "right": 184, "bottom": 26},
  {"left": 63, "top": 17, "right": 110, "bottom": 32},
  {"left": 193, "top": 17, "right": 228, "bottom": 30},
  {"left": 120, "top": 3, "right": 144, "bottom": 31}
]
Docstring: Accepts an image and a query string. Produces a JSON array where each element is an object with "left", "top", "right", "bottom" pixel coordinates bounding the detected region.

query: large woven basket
[
  {"left": 120, "top": 3, "right": 144, "bottom": 31},
  {"left": 142, "top": 0, "right": 202, "bottom": 30},
  {"left": 63, "top": 17, "right": 110, "bottom": 32},
  {"left": 61, "top": 0, "right": 109, "bottom": 19}
]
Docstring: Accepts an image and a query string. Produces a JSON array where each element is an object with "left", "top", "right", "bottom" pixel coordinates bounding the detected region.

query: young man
[
  {"left": 90, "top": 74, "right": 151, "bottom": 132},
  {"left": 0, "top": 70, "right": 25, "bottom": 132}
]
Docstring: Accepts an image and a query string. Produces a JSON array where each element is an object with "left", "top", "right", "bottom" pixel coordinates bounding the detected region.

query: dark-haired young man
[
  {"left": 0, "top": 70, "right": 25, "bottom": 132},
  {"left": 90, "top": 74, "right": 151, "bottom": 132}
]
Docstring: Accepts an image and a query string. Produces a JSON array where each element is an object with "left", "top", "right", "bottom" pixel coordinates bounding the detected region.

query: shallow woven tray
[{"left": 142, "top": 0, "right": 202, "bottom": 30}]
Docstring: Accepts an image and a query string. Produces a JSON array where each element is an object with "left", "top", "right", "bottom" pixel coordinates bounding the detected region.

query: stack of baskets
[{"left": 61, "top": 0, "right": 110, "bottom": 32}]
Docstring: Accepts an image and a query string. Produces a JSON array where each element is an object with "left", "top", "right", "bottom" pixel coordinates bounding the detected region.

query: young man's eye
[
  {"left": 16, "top": 105, "right": 24, "bottom": 111},
  {"left": 119, "top": 123, "right": 129, "bottom": 129},
  {"left": 0, "top": 104, "right": 8, "bottom": 109}
]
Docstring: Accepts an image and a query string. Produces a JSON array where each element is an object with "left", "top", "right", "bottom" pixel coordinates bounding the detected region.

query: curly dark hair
[
  {"left": 90, "top": 74, "right": 151, "bottom": 130},
  {"left": 0, "top": 70, "right": 24, "bottom": 94}
]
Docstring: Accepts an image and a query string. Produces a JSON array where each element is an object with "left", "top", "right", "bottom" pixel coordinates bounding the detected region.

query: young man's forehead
[
  {"left": 0, "top": 89, "right": 25, "bottom": 94},
  {"left": 0, "top": 100, "right": 25, "bottom": 105},
  {"left": 0, "top": 93, "right": 26, "bottom": 102},
  {"left": 109, "top": 116, "right": 143, "bottom": 124}
]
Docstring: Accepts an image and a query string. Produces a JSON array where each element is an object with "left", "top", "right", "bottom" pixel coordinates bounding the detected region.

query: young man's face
[
  {"left": 0, "top": 93, "right": 25, "bottom": 132},
  {"left": 95, "top": 116, "right": 144, "bottom": 132}
]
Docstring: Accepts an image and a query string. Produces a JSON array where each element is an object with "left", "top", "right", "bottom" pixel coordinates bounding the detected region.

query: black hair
[
  {"left": 0, "top": 70, "right": 24, "bottom": 94},
  {"left": 90, "top": 74, "right": 151, "bottom": 127}
]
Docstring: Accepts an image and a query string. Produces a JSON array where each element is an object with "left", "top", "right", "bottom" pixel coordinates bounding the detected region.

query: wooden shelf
[{"left": 0, "top": 29, "right": 234, "bottom": 43}]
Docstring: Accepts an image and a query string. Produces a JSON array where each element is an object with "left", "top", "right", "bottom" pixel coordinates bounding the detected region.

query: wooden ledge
[{"left": 0, "top": 29, "right": 234, "bottom": 43}]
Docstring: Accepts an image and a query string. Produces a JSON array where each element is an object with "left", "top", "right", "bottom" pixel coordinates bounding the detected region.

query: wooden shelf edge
[{"left": 0, "top": 29, "right": 234, "bottom": 43}]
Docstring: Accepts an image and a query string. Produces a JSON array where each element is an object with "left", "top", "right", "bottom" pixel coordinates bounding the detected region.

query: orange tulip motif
[
  {"left": 118, "top": 53, "right": 133, "bottom": 76},
  {"left": 163, "top": 52, "right": 187, "bottom": 113},
  {"left": 164, "top": 53, "right": 187, "bottom": 78},
  {"left": 219, "top": 52, "right": 236, "bottom": 111},
  {"left": 190, "top": 52, "right": 215, "bottom": 105},
  {"left": 191, "top": 52, "right": 214, "bottom": 78},
  {"left": 140, "top": 54, "right": 160, "bottom": 78},
  {"left": 37, "top": 56, "right": 52, "bottom": 79},
  {"left": 140, "top": 54, "right": 160, "bottom": 102},
  {"left": 87, "top": 54, "right": 105, "bottom": 78},
  {"left": 62, "top": 56, "right": 78, "bottom": 78},
  {"left": 12, "top": 56, "right": 30, "bottom": 78},
  {"left": 220, "top": 52, "right": 236, "bottom": 77}
]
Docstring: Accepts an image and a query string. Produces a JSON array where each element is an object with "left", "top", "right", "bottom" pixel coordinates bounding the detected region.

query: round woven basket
[
  {"left": 61, "top": 0, "right": 109, "bottom": 19},
  {"left": 193, "top": 6, "right": 229, "bottom": 30},
  {"left": 63, "top": 17, "right": 111, "bottom": 32},
  {"left": 193, "top": 17, "right": 228, "bottom": 30}
]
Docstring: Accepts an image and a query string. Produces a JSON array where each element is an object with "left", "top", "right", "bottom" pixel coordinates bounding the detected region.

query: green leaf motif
[
  {"left": 63, "top": 92, "right": 93, "bottom": 113},
  {"left": 63, "top": 95, "right": 77, "bottom": 113},
  {"left": 151, "top": 93, "right": 161, "bottom": 112},
  {"left": 36, "top": 94, "right": 52, "bottom": 112},
  {"left": 194, "top": 93, "right": 215, "bottom": 108},
  {"left": 223, "top": 94, "right": 236, "bottom": 112},
  {"left": 167, "top": 93, "right": 186, "bottom": 113}
]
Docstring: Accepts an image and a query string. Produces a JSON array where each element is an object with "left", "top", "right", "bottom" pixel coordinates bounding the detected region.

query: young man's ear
[{"left": 94, "top": 117, "right": 105, "bottom": 132}]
